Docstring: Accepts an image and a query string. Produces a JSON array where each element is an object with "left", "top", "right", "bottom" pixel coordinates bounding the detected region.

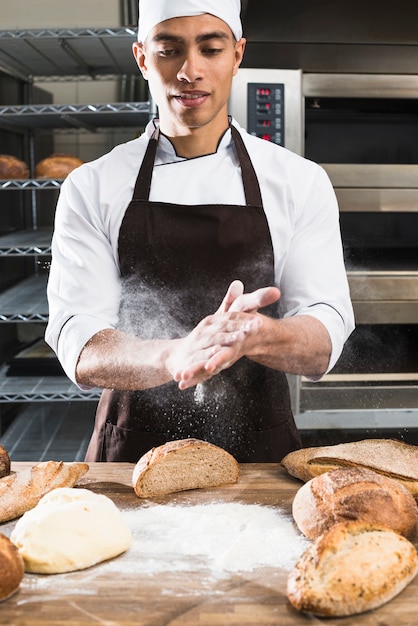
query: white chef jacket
[{"left": 45, "top": 118, "right": 355, "bottom": 388}]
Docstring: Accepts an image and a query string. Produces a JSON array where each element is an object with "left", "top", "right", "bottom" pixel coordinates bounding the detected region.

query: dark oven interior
[{"left": 301, "top": 93, "right": 418, "bottom": 422}]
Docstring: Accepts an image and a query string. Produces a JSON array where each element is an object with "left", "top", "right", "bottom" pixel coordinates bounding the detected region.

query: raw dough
[{"left": 11, "top": 488, "right": 132, "bottom": 573}]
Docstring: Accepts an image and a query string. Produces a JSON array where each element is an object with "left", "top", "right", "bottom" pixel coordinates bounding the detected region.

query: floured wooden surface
[{"left": 0, "top": 463, "right": 417, "bottom": 625}]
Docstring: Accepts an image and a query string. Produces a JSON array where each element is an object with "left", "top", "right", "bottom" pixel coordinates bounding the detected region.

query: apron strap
[
  {"left": 132, "top": 127, "right": 160, "bottom": 202},
  {"left": 230, "top": 125, "right": 263, "bottom": 207},
  {"left": 132, "top": 124, "right": 263, "bottom": 207}
]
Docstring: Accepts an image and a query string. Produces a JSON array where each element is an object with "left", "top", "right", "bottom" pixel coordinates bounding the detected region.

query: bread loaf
[
  {"left": 0, "top": 155, "right": 29, "bottom": 179},
  {"left": 133, "top": 438, "right": 240, "bottom": 498},
  {"left": 0, "top": 445, "right": 10, "bottom": 479},
  {"left": 0, "top": 534, "right": 24, "bottom": 602},
  {"left": 35, "top": 154, "right": 84, "bottom": 179},
  {"left": 0, "top": 461, "right": 89, "bottom": 522},
  {"left": 281, "top": 439, "right": 418, "bottom": 496},
  {"left": 287, "top": 521, "right": 418, "bottom": 617},
  {"left": 292, "top": 467, "right": 418, "bottom": 540}
]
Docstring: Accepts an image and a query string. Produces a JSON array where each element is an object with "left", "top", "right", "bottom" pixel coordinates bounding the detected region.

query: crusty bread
[
  {"left": 0, "top": 461, "right": 89, "bottom": 522},
  {"left": 281, "top": 439, "right": 418, "bottom": 496},
  {"left": 287, "top": 521, "right": 418, "bottom": 617},
  {"left": 0, "top": 445, "right": 10, "bottom": 479},
  {"left": 0, "top": 155, "right": 29, "bottom": 179},
  {"left": 292, "top": 467, "right": 418, "bottom": 540},
  {"left": 133, "top": 438, "right": 240, "bottom": 498},
  {"left": 0, "top": 534, "right": 24, "bottom": 602},
  {"left": 35, "top": 153, "right": 84, "bottom": 179}
]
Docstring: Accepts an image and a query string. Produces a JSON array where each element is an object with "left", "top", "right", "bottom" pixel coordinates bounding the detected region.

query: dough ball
[{"left": 11, "top": 488, "right": 132, "bottom": 574}]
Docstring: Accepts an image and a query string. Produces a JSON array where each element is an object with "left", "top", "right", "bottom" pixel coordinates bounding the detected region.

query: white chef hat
[{"left": 137, "top": 0, "right": 243, "bottom": 43}]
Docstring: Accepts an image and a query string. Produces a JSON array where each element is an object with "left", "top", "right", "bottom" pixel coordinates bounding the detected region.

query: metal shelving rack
[
  {"left": 0, "top": 25, "right": 150, "bottom": 403},
  {"left": 0, "top": 27, "right": 139, "bottom": 80},
  {"left": 0, "top": 102, "right": 150, "bottom": 132}
]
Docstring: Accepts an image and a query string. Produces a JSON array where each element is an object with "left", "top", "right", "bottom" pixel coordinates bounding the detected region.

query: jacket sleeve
[
  {"left": 278, "top": 163, "right": 355, "bottom": 377},
  {"left": 45, "top": 166, "right": 122, "bottom": 388}
]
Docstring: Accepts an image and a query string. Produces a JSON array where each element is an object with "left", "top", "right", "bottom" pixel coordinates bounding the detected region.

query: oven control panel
[{"left": 247, "top": 83, "right": 285, "bottom": 145}]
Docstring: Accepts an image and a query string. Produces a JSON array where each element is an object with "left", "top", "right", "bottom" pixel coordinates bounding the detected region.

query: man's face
[{"left": 133, "top": 13, "right": 245, "bottom": 138}]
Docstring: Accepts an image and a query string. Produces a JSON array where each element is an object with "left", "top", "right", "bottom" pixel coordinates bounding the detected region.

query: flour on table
[{"left": 101, "top": 502, "right": 309, "bottom": 577}]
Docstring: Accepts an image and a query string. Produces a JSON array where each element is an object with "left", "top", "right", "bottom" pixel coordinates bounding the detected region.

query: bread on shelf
[
  {"left": 35, "top": 153, "right": 84, "bottom": 179},
  {"left": 0, "top": 155, "right": 29, "bottom": 180}
]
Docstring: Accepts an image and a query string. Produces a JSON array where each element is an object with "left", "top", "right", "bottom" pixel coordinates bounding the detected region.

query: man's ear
[
  {"left": 232, "top": 38, "right": 246, "bottom": 77},
  {"left": 132, "top": 42, "right": 148, "bottom": 80}
]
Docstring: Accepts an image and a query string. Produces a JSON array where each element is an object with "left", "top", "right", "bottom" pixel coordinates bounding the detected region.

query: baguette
[
  {"left": 0, "top": 534, "right": 24, "bottom": 602},
  {"left": 292, "top": 467, "right": 418, "bottom": 540},
  {"left": 287, "top": 521, "right": 418, "bottom": 617},
  {"left": 133, "top": 438, "right": 240, "bottom": 498},
  {"left": 281, "top": 439, "right": 418, "bottom": 496},
  {"left": 0, "top": 461, "right": 89, "bottom": 522}
]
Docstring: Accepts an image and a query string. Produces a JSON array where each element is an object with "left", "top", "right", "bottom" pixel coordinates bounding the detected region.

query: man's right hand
[{"left": 216, "top": 279, "right": 280, "bottom": 314}]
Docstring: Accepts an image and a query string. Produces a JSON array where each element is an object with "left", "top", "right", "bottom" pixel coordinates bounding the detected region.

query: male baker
[{"left": 46, "top": 0, "right": 355, "bottom": 462}]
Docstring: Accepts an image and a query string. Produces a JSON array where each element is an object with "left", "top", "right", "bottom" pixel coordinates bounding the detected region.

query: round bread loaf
[
  {"left": 287, "top": 521, "right": 418, "bottom": 617},
  {"left": 35, "top": 154, "right": 84, "bottom": 179},
  {"left": 0, "top": 533, "right": 24, "bottom": 602},
  {"left": 133, "top": 438, "right": 240, "bottom": 498},
  {"left": 292, "top": 466, "right": 418, "bottom": 540},
  {"left": 0, "top": 155, "right": 29, "bottom": 180},
  {"left": 0, "top": 445, "right": 10, "bottom": 479}
]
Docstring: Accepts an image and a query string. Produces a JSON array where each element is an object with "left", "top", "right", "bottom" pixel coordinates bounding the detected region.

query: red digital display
[
  {"left": 248, "top": 83, "right": 284, "bottom": 146},
  {"left": 256, "top": 102, "right": 271, "bottom": 111},
  {"left": 256, "top": 88, "right": 272, "bottom": 97}
]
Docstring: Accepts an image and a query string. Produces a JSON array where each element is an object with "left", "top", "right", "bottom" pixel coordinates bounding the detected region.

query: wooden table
[{"left": 0, "top": 462, "right": 417, "bottom": 626}]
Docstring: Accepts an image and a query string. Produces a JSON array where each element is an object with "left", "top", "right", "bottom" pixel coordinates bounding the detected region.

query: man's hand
[
  {"left": 170, "top": 281, "right": 280, "bottom": 389},
  {"left": 166, "top": 312, "right": 260, "bottom": 389},
  {"left": 217, "top": 279, "right": 280, "bottom": 314}
]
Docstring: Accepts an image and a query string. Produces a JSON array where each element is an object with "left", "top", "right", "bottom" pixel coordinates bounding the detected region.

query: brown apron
[{"left": 85, "top": 125, "right": 301, "bottom": 463}]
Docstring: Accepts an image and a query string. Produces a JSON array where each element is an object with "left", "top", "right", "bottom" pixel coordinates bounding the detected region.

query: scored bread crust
[
  {"left": 281, "top": 439, "right": 418, "bottom": 495},
  {"left": 0, "top": 461, "right": 89, "bottom": 522},
  {"left": 0, "top": 534, "right": 24, "bottom": 602},
  {"left": 0, "top": 445, "right": 10, "bottom": 479},
  {"left": 132, "top": 438, "right": 240, "bottom": 498},
  {"left": 287, "top": 521, "right": 418, "bottom": 617},
  {"left": 292, "top": 467, "right": 418, "bottom": 540}
]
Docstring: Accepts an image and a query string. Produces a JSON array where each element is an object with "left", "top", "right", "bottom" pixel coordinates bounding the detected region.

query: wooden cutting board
[{"left": 0, "top": 462, "right": 417, "bottom": 626}]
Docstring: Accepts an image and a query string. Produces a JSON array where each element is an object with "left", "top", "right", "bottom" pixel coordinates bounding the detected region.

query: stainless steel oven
[
  {"left": 230, "top": 70, "right": 418, "bottom": 431},
  {"left": 300, "top": 73, "right": 418, "bottom": 428}
]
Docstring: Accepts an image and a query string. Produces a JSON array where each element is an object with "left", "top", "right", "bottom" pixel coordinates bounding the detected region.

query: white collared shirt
[{"left": 45, "top": 118, "right": 354, "bottom": 387}]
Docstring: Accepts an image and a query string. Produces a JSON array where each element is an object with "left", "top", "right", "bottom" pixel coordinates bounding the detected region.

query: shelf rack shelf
[
  {"left": 0, "top": 27, "right": 138, "bottom": 80},
  {"left": 0, "top": 228, "right": 52, "bottom": 256},
  {"left": 0, "top": 101, "right": 151, "bottom": 132},
  {"left": 0, "top": 365, "right": 101, "bottom": 402},
  {"left": 0, "top": 178, "right": 62, "bottom": 190},
  {"left": 0, "top": 25, "right": 150, "bottom": 405},
  {"left": 0, "top": 275, "right": 48, "bottom": 323}
]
